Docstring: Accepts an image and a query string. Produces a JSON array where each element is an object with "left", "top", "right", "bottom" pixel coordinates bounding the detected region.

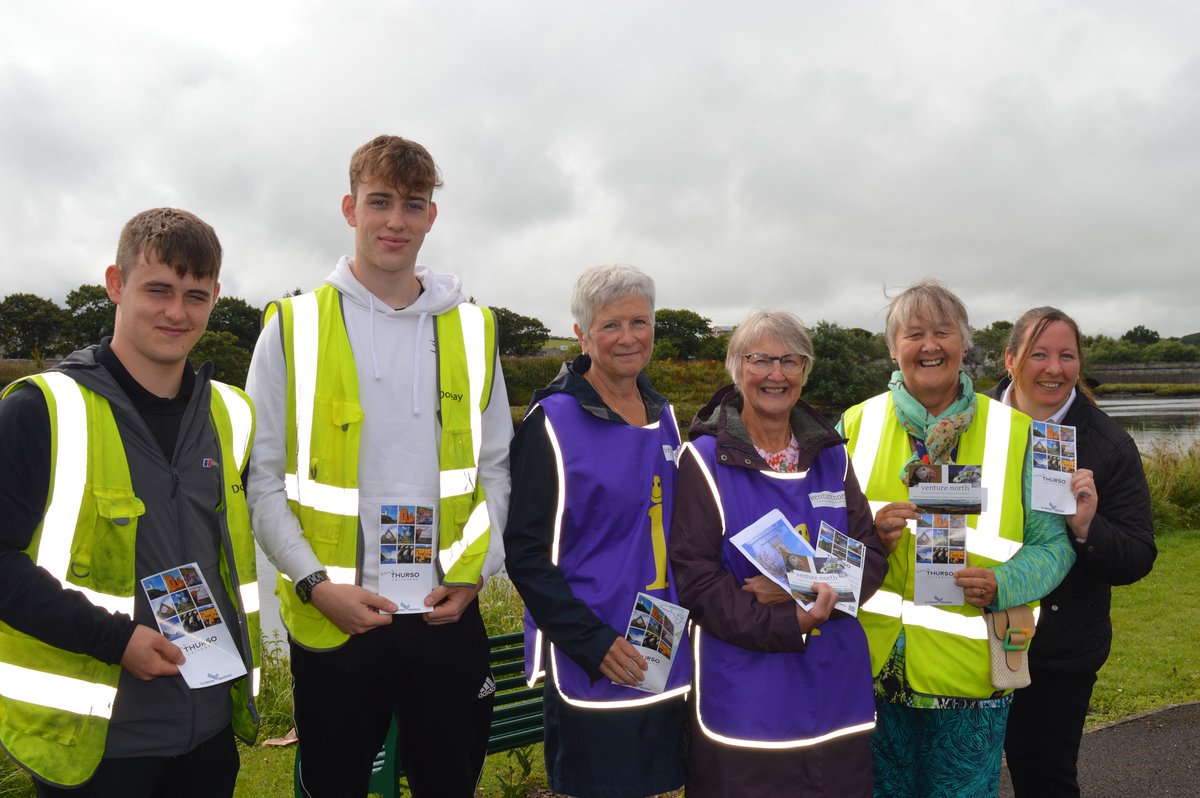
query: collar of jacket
[
  {"left": 531, "top": 354, "right": 668, "bottom": 423},
  {"left": 689, "top": 384, "right": 847, "bottom": 472}
]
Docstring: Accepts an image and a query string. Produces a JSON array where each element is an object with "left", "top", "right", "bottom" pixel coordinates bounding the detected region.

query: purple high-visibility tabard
[
  {"left": 524, "top": 392, "right": 691, "bottom": 705},
  {"left": 689, "top": 436, "right": 876, "bottom": 746}
]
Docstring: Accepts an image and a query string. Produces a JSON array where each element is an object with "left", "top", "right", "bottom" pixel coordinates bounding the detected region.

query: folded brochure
[{"left": 617, "top": 592, "right": 689, "bottom": 694}]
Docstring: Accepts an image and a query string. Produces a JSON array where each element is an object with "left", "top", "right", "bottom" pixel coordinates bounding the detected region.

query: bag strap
[{"left": 990, "top": 605, "right": 1036, "bottom": 672}]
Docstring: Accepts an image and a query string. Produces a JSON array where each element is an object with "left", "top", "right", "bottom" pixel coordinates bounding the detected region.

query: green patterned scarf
[{"left": 888, "top": 370, "right": 977, "bottom": 483}]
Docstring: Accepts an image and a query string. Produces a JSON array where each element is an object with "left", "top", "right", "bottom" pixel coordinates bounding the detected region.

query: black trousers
[
  {"left": 290, "top": 599, "right": 494, "bottom": 798},
  {"left": 35, "top": 724, "right": 238, "bottom": 798},
  {"left": 1004, "top": 669, "right": 1098, "bottom": 798}
]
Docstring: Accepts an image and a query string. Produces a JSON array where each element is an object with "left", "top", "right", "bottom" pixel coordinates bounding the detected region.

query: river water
[{"left": 254, "top": 395, "right": 1200, "bottom": 644}]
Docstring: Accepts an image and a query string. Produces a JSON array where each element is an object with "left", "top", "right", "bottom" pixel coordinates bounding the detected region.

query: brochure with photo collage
[
  {"left": 1031, "top": 421, "right": 1078, "bottom": 514},
  {"left": 619, "top": 592, "right": 689, "bottom": 694},
  {"left": 140, "top": 563, "right": 246, "bottom": 689},
  {"left": 730, "top": 509, "right": 853, "bottom": 611},
  {"left": 378, "top": 502, "right": 437, "bottom": 613},
  {"left": 912, "top": 514, "right": 967, "bottom": 606},
  {"left": 812, "top": 521, "right": 867, "bottom": 616}
]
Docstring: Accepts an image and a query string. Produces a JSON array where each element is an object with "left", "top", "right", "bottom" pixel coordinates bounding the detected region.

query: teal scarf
[{"left": 888, "top": 370, "right": 977, "bottom": 483}]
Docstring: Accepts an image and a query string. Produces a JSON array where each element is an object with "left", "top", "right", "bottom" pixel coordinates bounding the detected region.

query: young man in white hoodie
[{"left": 245, "top": 135, "right": 512, "bottom": 797}]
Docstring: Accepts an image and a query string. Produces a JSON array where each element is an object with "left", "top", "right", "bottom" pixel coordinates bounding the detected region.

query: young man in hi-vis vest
[
  {"left": 245, "top": 135, "right": 512, "bottom": 797},
  {"left": 0, "top": 209, "right": 260, "bottom": 797}
]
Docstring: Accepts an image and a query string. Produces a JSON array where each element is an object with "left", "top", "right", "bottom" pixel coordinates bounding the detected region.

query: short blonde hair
[
  {"left": 884, "top": 279, "right": 972, "bottom": 354},
  {"left": 725, "top": 310, "right": 814, "bottom": 391}
]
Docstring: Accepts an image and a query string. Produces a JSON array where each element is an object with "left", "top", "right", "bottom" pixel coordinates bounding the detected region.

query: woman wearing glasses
[{"left": 669, "top": 309, "right": 888, "bottom": 797}]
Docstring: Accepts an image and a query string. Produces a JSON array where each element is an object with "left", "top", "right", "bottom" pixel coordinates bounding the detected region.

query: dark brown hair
[
  {"left": 1008, "top": 306, "right": 1095, "bottom": 402},
  {"left": 115, "top": 208, "right": 222, "bottom": 280}
]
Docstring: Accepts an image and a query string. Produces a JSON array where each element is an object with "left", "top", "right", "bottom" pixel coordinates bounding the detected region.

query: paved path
[{"left": 999, "top": 702, "right": 1200, "bottom": 797}]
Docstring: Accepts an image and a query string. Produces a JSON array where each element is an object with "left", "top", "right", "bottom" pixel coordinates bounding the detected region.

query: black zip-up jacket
[{"left": 986, "top": 379, "right": 1156, "bottom": 674}]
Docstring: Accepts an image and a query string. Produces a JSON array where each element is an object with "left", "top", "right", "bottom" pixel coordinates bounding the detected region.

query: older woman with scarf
[
  {"left": 838, "top": 280, "right": 1075, "bottom": 798},
  {"left": 670, "top": 310, "right": 888, "bottom": 798},
  {"left": 503, "top": 264, "right": 689, "bottom": 798},
  {"left": 989, "top": 307, "right": 1156, "bottom": 798}
]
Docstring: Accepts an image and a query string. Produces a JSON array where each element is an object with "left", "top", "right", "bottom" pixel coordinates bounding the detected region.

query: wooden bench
[{"left": 292, "top": 631, "right": 544, "bottom": 797}]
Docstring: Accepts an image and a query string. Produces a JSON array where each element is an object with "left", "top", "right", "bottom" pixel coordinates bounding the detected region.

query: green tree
[
  {"left": 653, "top": 308, "right": 713, "bottom": 360},
  {"left": 1121, "top": 325, "right": 1160, "bottom": 346},
  {"left": 192, "top": 330, "right": 251, "bottom": 387},
  {"left": 64, "top": 284, "right": 115, "bottom": 351},
  {"left": 208, "top": 296, "right": 262, "bottom": 352},
  {"left": 491, "top": 306, "right": 550, "bottom": 356},
  {"left": 803, "top": 322, "right": 892, "bottom": 408},
  {"left": 0, "top": 293, "right": 68, "bottom": 360},
  {"left": 1142, "top": 339, "right": 1200, "bottom": 363},
  {"left": 1085, "top": 336, "right": 1142, "bottom": 364},
  {"left": 696, "top": 332, "right": 730, "bottom": 361},
  {"left": 968, "top": 320, "right": 1013, "bottom": 380}
]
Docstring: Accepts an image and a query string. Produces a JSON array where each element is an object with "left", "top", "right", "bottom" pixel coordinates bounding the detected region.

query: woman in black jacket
[{"left": 987, "top": 306, "right": 1157, "bottom": 798}]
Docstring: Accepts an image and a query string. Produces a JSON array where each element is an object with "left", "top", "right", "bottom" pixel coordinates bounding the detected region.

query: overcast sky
[{"left": 3, "top": 2, "right": 1198, "bottom": 340}]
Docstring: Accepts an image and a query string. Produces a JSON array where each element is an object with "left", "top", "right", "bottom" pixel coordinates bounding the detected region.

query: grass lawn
[{"left": 4, "top": 531, "right": 1197, "bottom": 797}]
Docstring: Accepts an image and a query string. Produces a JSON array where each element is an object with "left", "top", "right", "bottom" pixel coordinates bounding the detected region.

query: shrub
[
  {"left": 1144, "top": 441, "right": 1200, "bottom": 533},
  {"left": 500, "top": 356, "right": 565, "bottom": 409}
]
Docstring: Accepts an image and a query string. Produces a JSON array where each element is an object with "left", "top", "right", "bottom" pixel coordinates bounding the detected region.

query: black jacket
[{"left": 986, "top": 379, "right": 1156, "bottom": 674}]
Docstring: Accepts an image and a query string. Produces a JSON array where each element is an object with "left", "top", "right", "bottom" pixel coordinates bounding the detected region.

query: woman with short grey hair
[
  {"left": 670, "top": 308, "right": 887, "bottom": 797},
  {"left": 505, "top": 264, "right": 688, "bottom": 797}
]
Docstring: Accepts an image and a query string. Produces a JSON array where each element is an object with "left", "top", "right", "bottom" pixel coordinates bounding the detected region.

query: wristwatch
[{"left": 295, "top": 569, "right": 330, "bottom": 604}]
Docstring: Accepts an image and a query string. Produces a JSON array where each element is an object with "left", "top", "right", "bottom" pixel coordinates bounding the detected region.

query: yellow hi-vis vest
[
  {"left": 840, "top": 391, "right": 1031, "bottom": 699},
  {"left": 268, "top": 284, "right": 497, "bottom": 650},
  {"left": 0, "top": 372, "right": 260, "bottom": 788}
]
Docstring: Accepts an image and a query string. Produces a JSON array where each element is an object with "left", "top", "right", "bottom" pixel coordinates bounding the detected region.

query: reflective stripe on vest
[
  {"left": 0, "top": 662, "right": 116, "bottom": 719},
  {"left": 285, "top": 292, "right": 360, "bottom": 518},
  {"left": 435, "top": 304, "right": 495, "bottom": 585},
  {"left": 33, "top": 373, "right": 136, "bottom": 617},
  {"left": 691, "top": 628, "right": 875, "bottom": 749},
  {"left": 533, "top": 416, "right": 687, "bottom": 708}
]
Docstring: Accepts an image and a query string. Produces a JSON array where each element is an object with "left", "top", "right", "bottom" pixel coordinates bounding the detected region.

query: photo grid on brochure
[
  {"left": 1031, "top": 421, "right": 1078, "bottom": 514},
  {"left": 378, "top": 502, "right": 437, "bottom": 613},
  {"left": 618, "top": 592, "right": 689, "bottom": 694},
  {"left": 141, "top": 562, "right": 246, "bottom": 688}
]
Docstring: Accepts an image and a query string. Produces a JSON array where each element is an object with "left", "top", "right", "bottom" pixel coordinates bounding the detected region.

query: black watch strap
[{"left": 295, "top": 570, "right": 330, "bottom": 604}]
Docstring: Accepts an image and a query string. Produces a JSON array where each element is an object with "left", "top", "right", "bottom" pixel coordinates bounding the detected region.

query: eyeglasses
[{"left": 742, "top": 353, "right": 806, "bottom": 376}]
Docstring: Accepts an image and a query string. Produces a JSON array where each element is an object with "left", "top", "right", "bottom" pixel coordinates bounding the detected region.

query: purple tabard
[
  {"left": 523, "top": 393, "right": 691, "bottom": 704},
  {"left": 691, "top": 436, "right": 876, "bottom": 745}
]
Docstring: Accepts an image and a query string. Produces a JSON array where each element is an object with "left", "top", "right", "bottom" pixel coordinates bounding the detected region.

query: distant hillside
[{"left": 1181, "top": 332, "right": 1200, "bottom": 347}]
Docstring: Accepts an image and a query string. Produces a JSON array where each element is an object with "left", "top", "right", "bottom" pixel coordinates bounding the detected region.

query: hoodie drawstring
[
  {"left": 367, "top": 292, "right": 383, "bottom": 381},
  {"left": 412, "top": 311, "right": 429, "bottom": 415}
]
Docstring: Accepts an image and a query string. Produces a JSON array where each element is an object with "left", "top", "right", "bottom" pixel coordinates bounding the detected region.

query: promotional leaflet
[
  {"left": 907, "top": 464, "right": 984, "bottom": 515},
  {"left": 618, "top": 592, "right": 689, "bottom": 694},
  {"left": 377, "top": 501, "right": 437, "bottom": 613},
  {"left": 912, "top": 514, "right": 967, "bottom": 606},
  {"left": 730, "top": 509, "right": 856, "bottom": 611},
  {"left": 729, "top": 508, "right": 814, "bottom": 593},
  {"left": 811, "top": 520, "right": 867, "bottom": 616},
  {"left": 141, "top": 563, "right": 246, "bottom": 689},
  {"left": 1030, "top": 421, "right": 1078, "bottom": 514}
]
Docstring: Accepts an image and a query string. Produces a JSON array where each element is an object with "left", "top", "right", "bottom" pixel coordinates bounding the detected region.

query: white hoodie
[{"left": 245, "top": 257, "right": 512, "bottom": 593}]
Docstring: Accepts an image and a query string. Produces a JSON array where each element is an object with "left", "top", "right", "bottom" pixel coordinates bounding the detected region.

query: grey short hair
[
  {"left": 570, "top": 264, "right": 656, "bottom": 333},
  {"left": 884, "top": 278, "right": 973, "bottom": 354},
  {"left": 725, "top": 309, "right": 814, "bottom": 391}
]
